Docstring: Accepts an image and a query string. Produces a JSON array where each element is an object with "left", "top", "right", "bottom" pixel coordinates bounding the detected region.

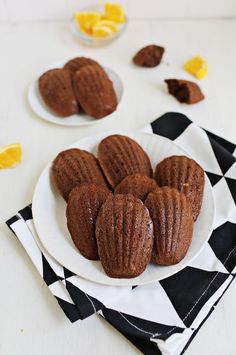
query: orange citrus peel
[
  {"left": 0, "top": 143, "right": 22, "bottom": 169},
  {"left": 74, "top": 2, "right": 125, "bottom": 37}
]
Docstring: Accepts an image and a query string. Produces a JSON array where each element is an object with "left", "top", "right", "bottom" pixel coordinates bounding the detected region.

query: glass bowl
[{"left": 71, "top": 3, "right": 127, "bottom": 46}]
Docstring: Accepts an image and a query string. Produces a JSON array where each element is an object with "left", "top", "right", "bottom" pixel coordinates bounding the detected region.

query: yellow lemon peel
[
  {"left": 104, "top": 3, "right": 125, "bottom": 23},
  {"left": 184, "top": 55, "right": 208, "bottom": 80}
]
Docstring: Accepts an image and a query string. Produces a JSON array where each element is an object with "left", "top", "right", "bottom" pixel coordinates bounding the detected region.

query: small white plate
[
  {"left": 32, "top": 131, "right": 215, "bottom": 286},
  {"left": 28, "top": 60, "right": 123, "bottom": 126}
]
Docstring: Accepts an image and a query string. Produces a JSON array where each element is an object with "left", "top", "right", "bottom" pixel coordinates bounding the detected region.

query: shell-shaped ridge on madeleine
[
  {"left": 38, "top": 68, "right": 78, "bottom": 117},
  {"left": 145, "top": 186, "right": 194, "bottom": 265},
  {"left": 114, "top": 173, "right": 157, "bottom": 201},
  {"left": 98, "top": 135, "right": 153, "bottom": 189},
  {"left": 66, "top": 183, "right": 112, "bottom": 260},
  {"left": 73, "top": 65, "right": 117, "bottom": 119},
  {"left": 96, "top": 194, "right": 154, "bottom": 278},
  {"left": 51, "top": 148, "right": 107, "bottom": 201},
  {"left": 64, "top": 56, "right": 99, "bottom": 78},
  {"left": 154, "top": 155, "right": 204, "bottom": 221}
]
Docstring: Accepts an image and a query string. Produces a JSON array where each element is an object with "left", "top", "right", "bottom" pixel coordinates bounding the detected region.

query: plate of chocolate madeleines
[
  {"left": 32, "top": 132, "right": 215, "bottom": 286},
  {"left": 28, "top": 57, "right": 123, "bottom": 126}
]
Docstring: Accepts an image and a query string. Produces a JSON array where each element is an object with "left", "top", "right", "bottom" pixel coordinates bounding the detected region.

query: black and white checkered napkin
[{"left": 6, "top": 112, "right": 236, "bottom": 355}]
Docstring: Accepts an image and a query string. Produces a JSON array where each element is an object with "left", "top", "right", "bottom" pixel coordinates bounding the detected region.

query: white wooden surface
[
  {"left": 0, "top": 18, "right": 236, "bottom": 355},
  {"left": 0, "top": 0, "right": 236, "bottom": 22}
]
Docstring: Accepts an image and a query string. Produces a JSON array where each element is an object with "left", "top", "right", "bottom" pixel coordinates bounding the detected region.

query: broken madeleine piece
[{"left": 165, "top": 79, "right": 204, "bottom": 104}]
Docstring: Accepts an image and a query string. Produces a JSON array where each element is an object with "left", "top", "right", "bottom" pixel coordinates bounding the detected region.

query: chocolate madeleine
[
  {"left": 133, "top": 45, "right": 165, "bottom": 67},
  {"left": 66, "top": 183, "right": 112, "bottom": 260},
  {"left": 96, "top": 194, "right": 153, "bottom": 278},
  {"left": 64, "top": 57, "right": 99, "bottom": 78},
  {"left": 154, "top": 155, "right": 204, "bottom": 221},
  {"left": 38, "top": 68, "right": 78, "bottom": 117},
  {"left": 98, "top": 135, "right": 153, "bottom": 189},
  {"left": 165, "top": 79, "right": 204, "bottom": 104},
  {"left": 52, "top": 148, "right": 107, "bottom": 201},
  {"left": 115, "top": 174, "right": 157, "bottom": 201},
  {"left": 73, "top": 65, "right": 118, "bottom": 119},
  {"left": 145, "top": 187, "right": 193, "bottom": 265}
]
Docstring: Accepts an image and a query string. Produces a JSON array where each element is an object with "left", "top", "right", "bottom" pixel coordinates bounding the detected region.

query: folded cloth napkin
[{"left": 6, "top": 112, "right": 236, "bottom": 355}]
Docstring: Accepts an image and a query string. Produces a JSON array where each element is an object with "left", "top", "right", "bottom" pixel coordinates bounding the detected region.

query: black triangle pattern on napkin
[
  {"left": 101, "top": 308, "right": 186, "bottom": 355},
  {"left": 55, "top": 296, "right": 81, "bottom": 323},
  {"left": 205, "top": 129, "right": 236, "bottom": 155},
  {"left": 42, "top": 254, "right": 59, "bottom": 286},
  {"left": 19, "top": 205, "right": 33, "bottom": 221},
  {"left": 64, "top": 268, "right": 76, "bottom": 279},
  {"left": 225, "top": 178, "right": 236, "bottom": 205},
  {"left": 6, "top": 112, "right": 236, "bottom": 355},
  {"left": 160, "top": 267, "right": 229, "bottom": 327},
  {"left": 150, "top": 112, "right": 192, "bottom": 141},
  {"left": 207, "top": 136, "right": 236, "bottom": 175},
  {"left": 205, "top": 171, "right": 223, "bottom": 186},
  {"left": 102, "top": 308, "right": 186, "bottom": 340},
  {"left": 65, "top": 280, "right": 104, "bottom": 319},
  {"left": 182, "top": 270, "right": 236, "bottom": 354},
  {"left": 209, "top": 222, "right": 236, "bottom": 272}
]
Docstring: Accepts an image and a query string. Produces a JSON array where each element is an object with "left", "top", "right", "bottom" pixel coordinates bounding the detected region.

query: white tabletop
[{"left": 1, "top": 19, "right": 236, "bottom": 355}]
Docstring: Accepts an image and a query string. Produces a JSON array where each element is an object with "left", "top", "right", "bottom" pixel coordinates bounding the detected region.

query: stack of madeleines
[
  {"left": 51, "top": 134, "right": 205, "bottom": 279},
  {"left": 38, "top": 57, "right": 118, "bottom": 119}
]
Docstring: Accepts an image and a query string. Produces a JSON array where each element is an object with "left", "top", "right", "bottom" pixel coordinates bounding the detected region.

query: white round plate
[
  {"left": 32, "top": 131, "right": 215, "bottom": 286},
  {"left": 28, "top": 61, "right": 123, "bottom": 126}
]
